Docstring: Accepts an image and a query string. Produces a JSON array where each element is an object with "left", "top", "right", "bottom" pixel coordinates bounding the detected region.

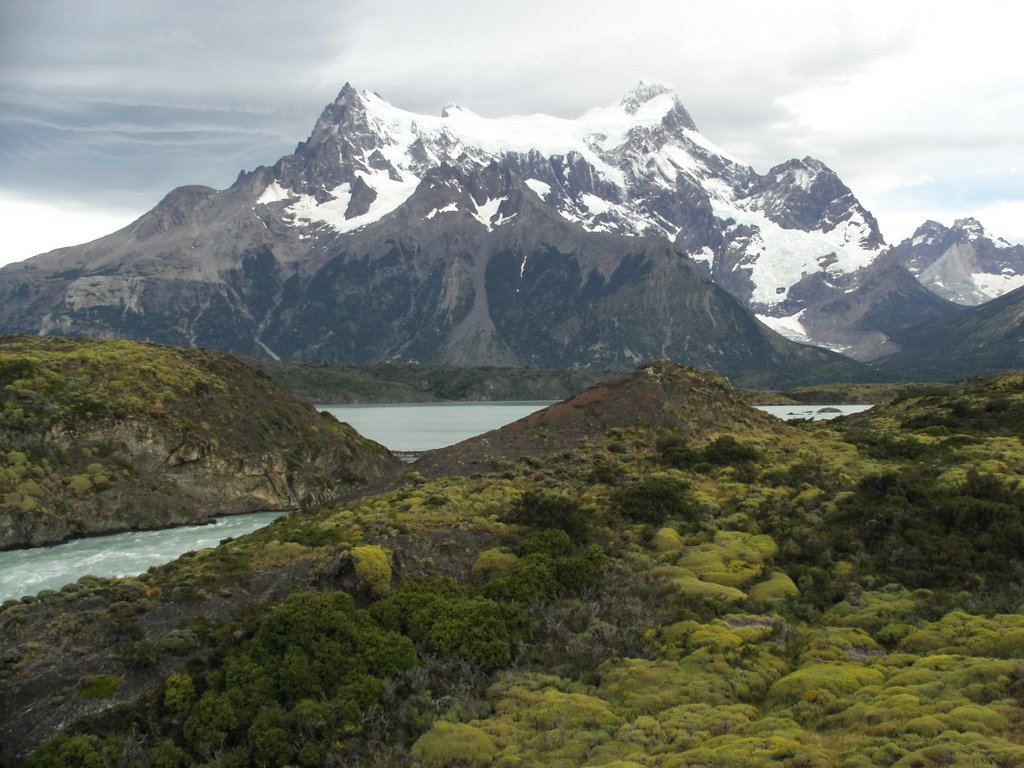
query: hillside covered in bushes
[
  {"left": 2, "top": 362, "right": 1023, "bottom": 766},
  {"left": 0, "top": 336, "right": 401, "bottom": 548}
]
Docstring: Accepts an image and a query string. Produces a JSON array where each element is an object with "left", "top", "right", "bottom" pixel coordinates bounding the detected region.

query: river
[{"left": 0, "top": 511, "right": 283, "bottom": 603}]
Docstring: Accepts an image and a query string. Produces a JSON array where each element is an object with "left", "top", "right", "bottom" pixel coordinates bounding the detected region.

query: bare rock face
[
  {"left": 891, "top": 218, "right": 1024, "bottom": 305},
  {"left": 0, "top": 336, "right": 403, "bottom": 550}
]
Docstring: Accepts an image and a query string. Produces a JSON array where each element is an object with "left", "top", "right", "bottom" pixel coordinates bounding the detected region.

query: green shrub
[
  {"left": 702, "top": 435, "right": 759, "bottom": 466},
  {"left": 241, "top": 591, "right": 416, "bottom": 709},
  {"left": 247, "top": 705, "right": 295, "bottom": 768},
  {"left": 158, "top": 629, "right": 199, "bottom": 655},
  {"left": 506, "top": 489, "right": 591, "bottom": 538},
  {"left": 483, "top": 553, "right": 559, "bottom": 603},
  {"left": 163, "top": 672, "right": 195, "bottom": 714},
  {"left": 650, "top": 527, "right": 684, "bottom": 554},
  {"left": 67, "top": 474, "right": 92, "bottom": 495},
  {"left": 26, "top": 734, "right": 107, "bottom": 768},
  {"left": 471, "top": 548, "right": 519, "bottom": 579},
  {"left": 371, "top": 578, "right": 467, "bottom": 640},
  {"left": 615, "top": 475, "right": 694, "bottom": 526},
  {"left": 426, "top": 596, "right": 512, "bottom": 670},
  {"left": 517, "top": 528, "right": 573, "bottom": 557},
  {"left": 77, "top": 674, "right": 122, "bottom": 699},
  {"left": 658, "top": 433, "right": 701, "bottom": 469},
  {"left": 148, "top": 740, "right": 192, "bottom": 768},
  {"left": 768, "top": 663, "right": 884, "bottom": 705},
  {"left": 183, "top": 690, "right": 238, "bottom": 758},
  {"left": 748, "top": 571, "right": 800, "bottom": 606}
]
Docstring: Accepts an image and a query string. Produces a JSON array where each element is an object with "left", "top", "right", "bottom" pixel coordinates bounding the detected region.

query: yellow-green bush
[
  {"left": 655, "top": 567, "right": 747, "bottom": 603},
  {"left": 616, "top": 703, "right": 759, "bottom": 753},
  {"left": 685, "top": 623, "right": 745, "bottom": 653},
  {"left": 768, "top": 663, "right": 885, "bottom": 706},
  {"left": 650, "top": 527, "right": 684, "bottom": 555},
  {"left": 472, "top": 548, "right": 519, "bottom": 579},
  {"left": 598, "top": 658, "right": 735, "bottom": 714},
  {"left": 411, "top": 722, "right": 498, "bottom": 767},
  {"left": 939, "top": 703, "right": 1008, "bottom": 735},
  {"left": 497, "top": 688, "right": 621, "bottom": 731},
  {"left": 747, "top": 571, "right": 799, "bottom": 607},
  {"left": 823, "top": 588, "right": 923, "bottom": 633},
  {"left": 798, "top": 627, "right": 882, "bottom": 665},
  {"left": 351, "top": 545, "right": 392, "bottom": 598},
  {"left": 675, "top": 531, "right": 778, "bottom": 588},
  {"left": 899, "top": 610, "right": 1024, "bottom": 658}
]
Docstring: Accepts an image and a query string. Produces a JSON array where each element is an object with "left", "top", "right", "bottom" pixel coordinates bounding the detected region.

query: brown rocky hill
[
  {"left": 0, "top": 336, "right": 402, "bottom": 549},
  {"left": 415, "top": 361, "right": 782, "bottom": 477}
]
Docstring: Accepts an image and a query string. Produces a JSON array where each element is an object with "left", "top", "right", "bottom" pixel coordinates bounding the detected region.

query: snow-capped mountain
[
  {"left": 255, "top": 82, "right": 884, "bottom": 314},
  {"left": 890, "top": 218, "right": 1024, "bottom": 306},
  {"left": 0, "top": 81, "right": 909, "bottom": 379}
]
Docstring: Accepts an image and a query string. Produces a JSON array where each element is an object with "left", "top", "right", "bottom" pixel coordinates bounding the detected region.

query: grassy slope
[{"left": 2, "top": 366, "right": 1024, "bottom": 766}]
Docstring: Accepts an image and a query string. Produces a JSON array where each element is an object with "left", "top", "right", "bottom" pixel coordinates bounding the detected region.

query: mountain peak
[
  {"left": 306, "top": 83, "right": 372, "bottom": 150},
  {"left": 952, "top": 217, "right": 986, "bottom": 239},
  {"left": 621, "top": 79, "right": 675, "bottom": 112},
  {"left": 334, "top": 82, "right": 361, "bottom": 103},
  {"left": 897, "top": 216, "right": 1024, "bottom": 305},
  {"left": 915, "top": 220, "right": 947, "bottom": 234}
]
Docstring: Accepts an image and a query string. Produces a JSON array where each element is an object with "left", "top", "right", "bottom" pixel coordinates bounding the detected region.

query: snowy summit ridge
[{"left": 256, "top": 81, "right": 884, "bottom": 326}]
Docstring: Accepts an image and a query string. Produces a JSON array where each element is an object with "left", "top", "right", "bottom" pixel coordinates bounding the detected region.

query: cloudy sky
[{"left": 1, "top": 0, "right": 1022, "bottom": 266}]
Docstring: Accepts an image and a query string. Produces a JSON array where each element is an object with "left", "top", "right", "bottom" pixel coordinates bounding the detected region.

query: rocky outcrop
[{"left": 0, "top": 336, "right": 402, "bottom": 549}]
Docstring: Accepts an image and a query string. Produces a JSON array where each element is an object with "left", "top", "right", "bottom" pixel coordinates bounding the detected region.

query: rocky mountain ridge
[
  {"left": 877, "top": 281, "right": 1024, "bottom": 379},
  {"left": 889, "top": 217, "right": 1024, "bottom": 306}
]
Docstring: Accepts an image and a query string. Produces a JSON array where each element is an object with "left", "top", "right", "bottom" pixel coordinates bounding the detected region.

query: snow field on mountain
[
  {"left": 472, "top": 197, "right": 514, "bottom": 231},
  {"left": 972, "top": 271, "right": 1024, "bottom": 300},
  {"left": 703, "top": 179, "right": 880, "bottom": 307},
  {"left": 756, "top": 311, "right": 812, "bottom": 343},
  {"left": 258, "top": 169, "right": 420, "bottom": 234}
]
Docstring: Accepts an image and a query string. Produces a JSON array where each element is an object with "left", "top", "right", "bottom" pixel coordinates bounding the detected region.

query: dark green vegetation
[
  {"left": 3, "top": 362, "right": 1024, "bottom": 766},
  {"left": 877, "top": 283, "right": 1024, "bottom": 379},
  {"left": 249, "top": 358, "right": 615, "bottom": 403},
  {"left": 779, "top": 381, "right": 955, "bottom": 405},
  {"left": 0, "top": 336, "right": 400, "bottom": 549}
]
